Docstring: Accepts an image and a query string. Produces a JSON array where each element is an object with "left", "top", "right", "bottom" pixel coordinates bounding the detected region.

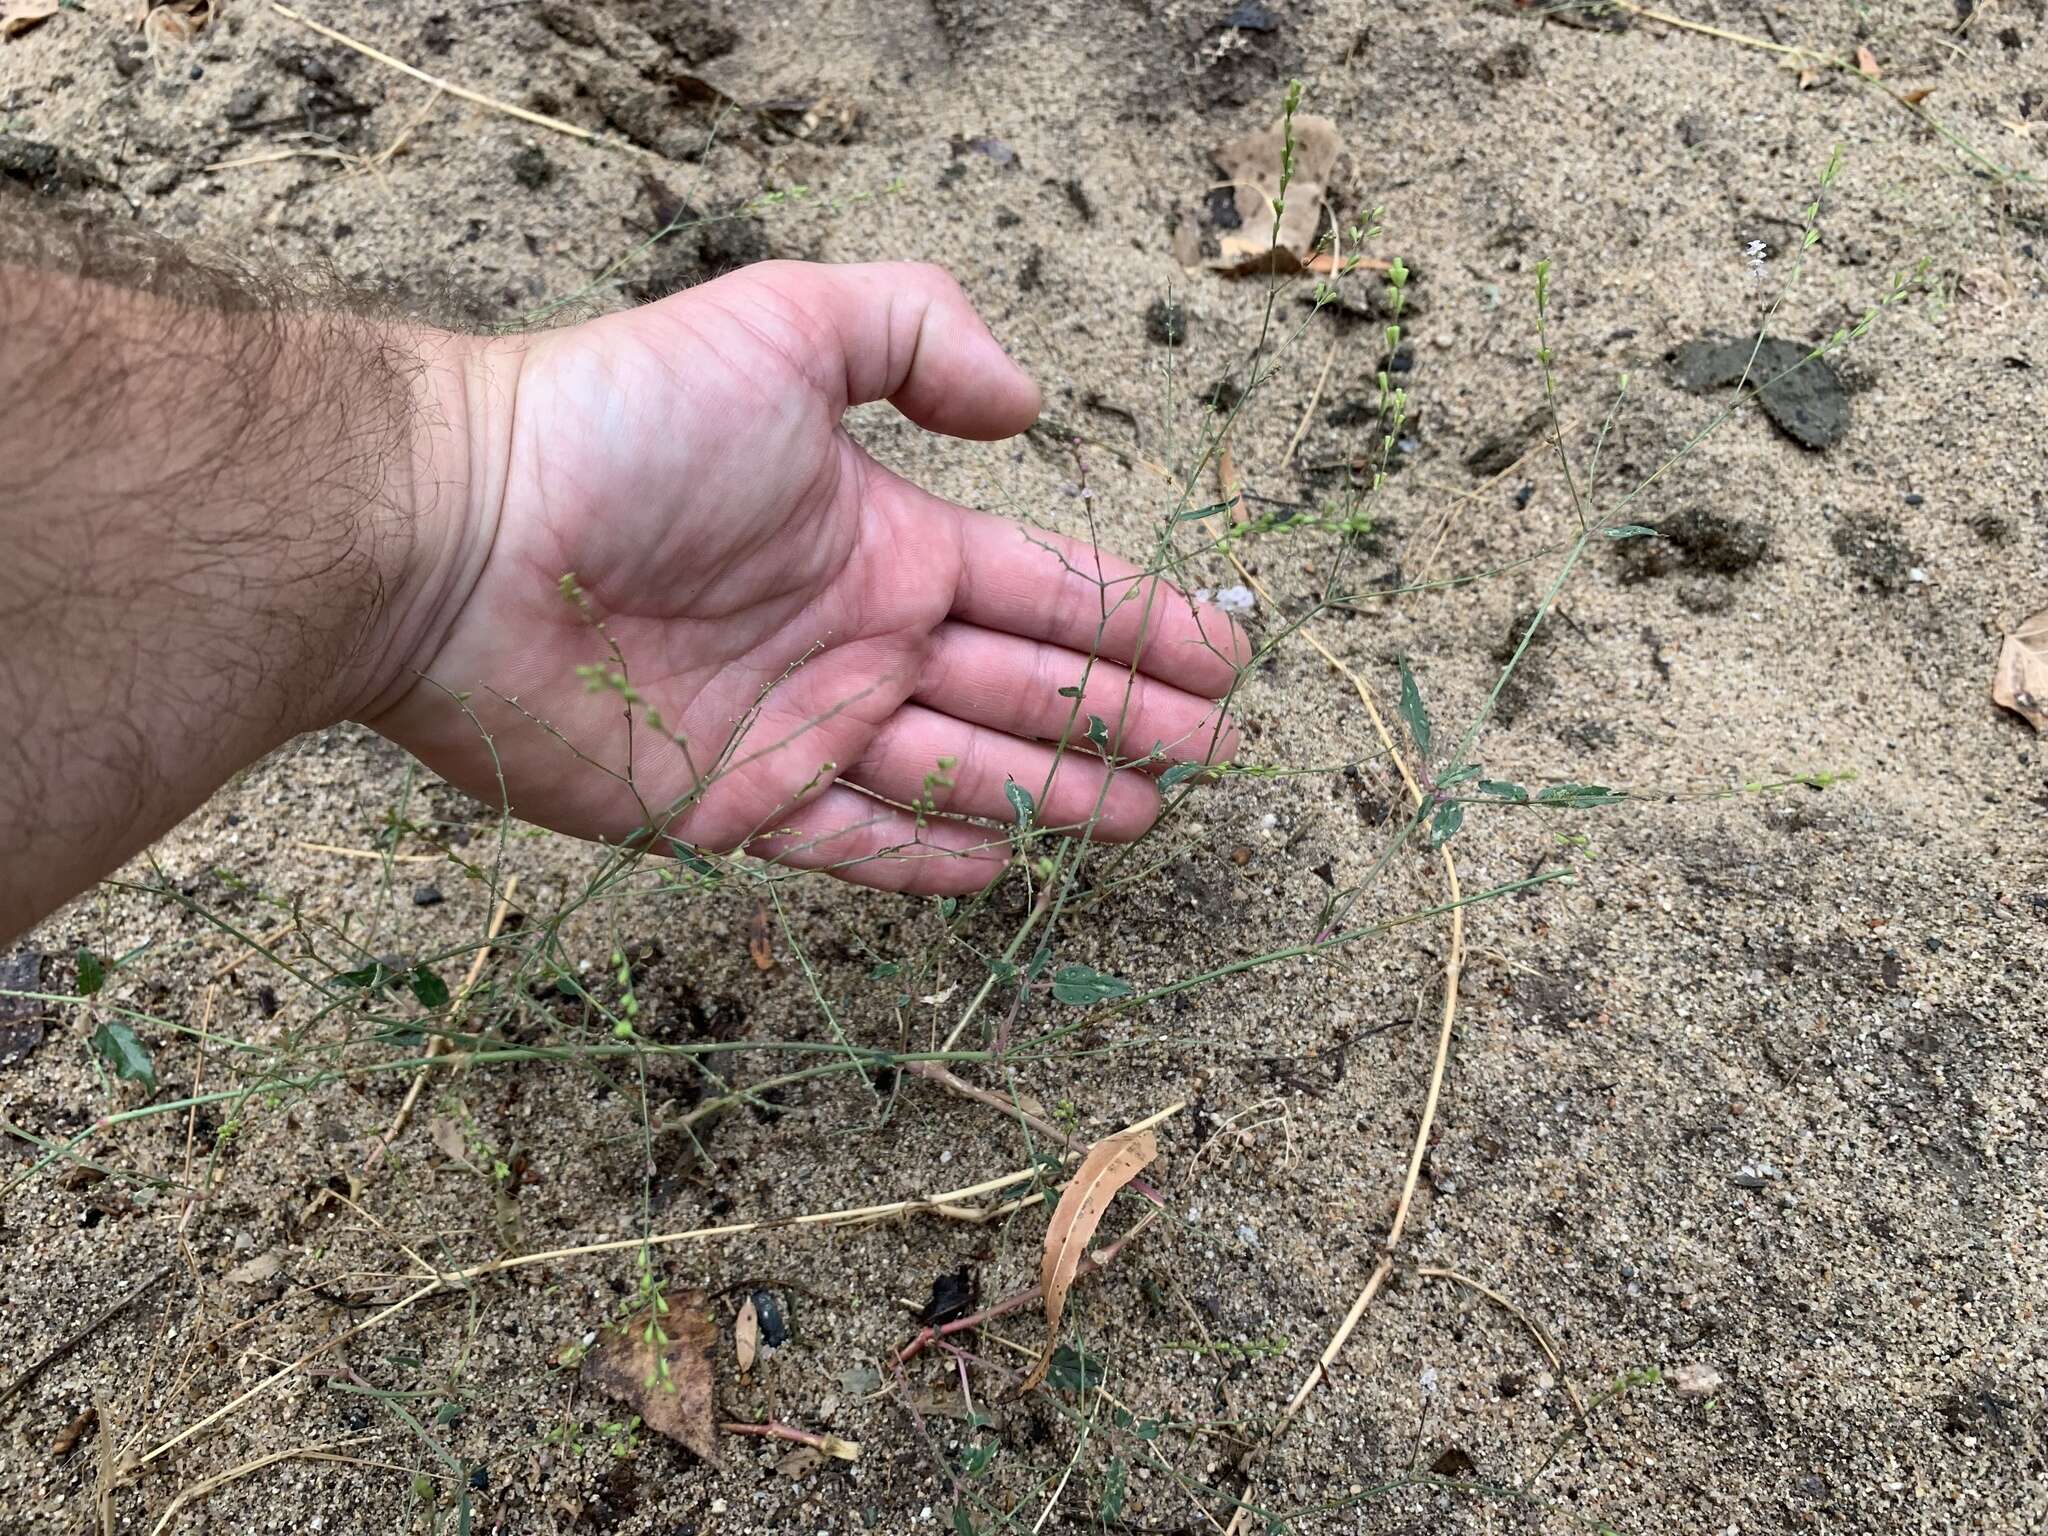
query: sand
[{"left": 2, "top": 1, "right": 2044, "bottom": 1531}]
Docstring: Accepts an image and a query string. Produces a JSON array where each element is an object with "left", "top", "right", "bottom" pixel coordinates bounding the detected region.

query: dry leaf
[
  {"left": 49, "top": 1406, "right": 96, "bottom": 1460},
  {"left": 1901, "top": 86, "right": 1934, "bottom": 105},
  {"left": 1209, "top": 115, "right": 1341, "bottom": 276},
  {"left": 775, "top": 1447, "right": 824, "bottom": 1477},
  {"left": 427, "top": 1113, "right": 470, "bottom": 1167},
  {"left": 1010, "top": 1126, "right": 1157, "bottom": 1398},
  {"left": 734, "top": 1295, "right": 759, "bottom": 1374},
  {"left": 1855, "top": 45, "right": 1881, "bottom": 78},
  {"left": 226, "top": 1251, "right": 283, "bottom": 1285},
  {"left": 581, "top": 1291, "right": 720, "bottom": 1462},
  {"left": 1797, "top": 68, "right": 1818, "bottom": 90},
  {"left": 1169, "top": 207, "right": 1203, "bottom": 268},
  {"left": 748, "top": 901, "right": 774, "bottom": 972},
  {"left": 1671, "top": 1362, "right": 1724, "bottom": 1399},
  {"left": 1992, "top": 606, "right": 2048, "bottom": 731},
  {"left": 137, "top": 0, "right": 211, "bottom": 46},
  {"left": 1, "top": 0, "right": 59, "bottom": 40}
]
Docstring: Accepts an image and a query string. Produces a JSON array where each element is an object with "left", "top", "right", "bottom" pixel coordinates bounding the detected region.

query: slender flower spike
[{"left": 1745, "top": 239, "right": 1769, "bottom": 285}]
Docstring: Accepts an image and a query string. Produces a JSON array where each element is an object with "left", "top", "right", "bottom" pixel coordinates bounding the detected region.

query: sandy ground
[{"left": 3, "top": 0, "right": 2046, "bottom": 1531}]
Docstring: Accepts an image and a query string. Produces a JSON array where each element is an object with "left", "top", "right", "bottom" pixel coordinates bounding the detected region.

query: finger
[
  {"left": 936, "top": 499, "right": 1252, "bottom": 696},
  {"left": 913, "top": 622, "right": 1240, "bottom": 764},
  {"left": 842, "top": 705, "right": 1162, "bottom": 840},
  {"left": 706, "top": 260, "right": 1040, "bottom": 439},
  {"left": 744, "top": 783, "right": 1007, "bottom": 895}
]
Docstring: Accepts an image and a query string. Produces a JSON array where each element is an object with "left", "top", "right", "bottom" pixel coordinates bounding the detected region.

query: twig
[
  {"left": 268, "top": 3, "right": 652, "bottom": 155},
  {"left": 293, "top": 840, "right": 443, "bottom": 864},
  {"left": 146, "top": 1440, "right": 394, "bottom": 1535},
  {"left": 892, "top": 1210, "right": 1161, "bottom": 1367},
  {"left": 364, "top": 876, "right": 519, "bottom": 1171},
  {"left": 1417, "top": 1266, "right": 1585, "bottom": 1419},
  {"left": 907, "top": 1061, "right": 1075, "bottom": 1149},
  {"left": 0, "top": 1263, "right": 174, "bottom": 1414},
  {"left": 719, "top": 1420, "right": 859, "bottom": 1459}
]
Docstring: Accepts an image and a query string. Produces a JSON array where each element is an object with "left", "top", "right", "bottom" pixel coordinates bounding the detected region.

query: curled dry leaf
[
  {"left": 1992, "top": 606, "right": 2048, "bottom": 731},
  {"left": 135, "top": 0, "right": 211, "bottom": 46},
  {"left": 226, "top": 1251, "right": 283, "bottom": 1285},
  {"left": 748, "top": 901, "right": 775, "bottom": 971},
  {"left": 1210, "top": 114, "right": 1341, "bottom": 276},
  {"left": 1, "top": 1, "right": 60, "bottom": 41},
  {"left": 734, "top": 1295, "right": 760, "bottom": 1374},
  {"left": 1008, "top": 1125, "right": 1158, "bottom": 1399},
  {"left": 1855, "top": 44, "right": 1881, "bottom": 79},
  {"left": 581, "top": 1291, "right": 720, "bottom": 1462}
]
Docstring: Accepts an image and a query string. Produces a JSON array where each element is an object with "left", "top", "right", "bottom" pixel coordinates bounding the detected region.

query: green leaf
[
  {"left": 1396, "top": 660, "right": 1432, "bottom": 757},
  {"left": 1159, "top": 762, "right": 1209, "bottom": 791},
  {"left": 1085, "top": 715, "right": 1110, "bottom": 752},
  {"left": 1003, "top": 778, "right": 1035, "bottom": 831},
  {"left": 1056, "top": 684, "right": 1082, "bottom": 699},
  {"left": 76, "top": 947, "right": 105, "bottom": 997},
  {"left": 1172, "top": 497, "right": 1238, "bottom": 523},
  {"left": 1536, "top": 783, "right": 1627, "bottom": 809},
  {"left": 959, "top": 1440, "right": 998, "bottom": 1477},
  {"left": 987, "top": 958, "right": 1018, "bottom": 984},
  {"left": 91, "top": 1021, "right": 156, "bottom": 1093},
  {"left": 335, "top": 962, "right": 399, "bottom": 992},
  {"left": 407, "top": 966, "right": 451, "bottom": 1010},
  {"left": 1477, "top": 780, "right": 1528, "bottom": 802},
  {"left": 1436, "top": 763, "right": 1480, "bottom": 787},
  {"left": 1133, "top": 1417, "right": 1162, "bottom": 1440},
  {"left": 1051, "top": 964, "right": 1132, "bottom": 1006},
  {"left": 1605, "top": 524, "right": 1660, "bottom": 540},
  {"left": 1025, "top": 947, "right": 1052, "bottom": 980},
  {"left": 671, "top": 844, "right": 718, "bottom": 876},
  {"left": 1429, "top": 800, "right": 1465, "bottom": 847},
  {"left": 867, "top": 961, "right": 901, "bottom": 980},
  {"left": 938, "top": 897, "right": 959, "bottom": 919},
  {"left": 1045, "top": 1344, "right": 1106, "bottom": 1393},
  {"left": 951, "top": 1506, "right": 977, "bottom": 1536},
  {"left": 1100, "top": 1457, "right": 1128, "bottom": 1520}
]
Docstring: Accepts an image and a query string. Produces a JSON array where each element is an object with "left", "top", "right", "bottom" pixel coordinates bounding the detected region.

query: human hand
[{"left": 369, "top": 262, "right": 1246, "bottom": 893}]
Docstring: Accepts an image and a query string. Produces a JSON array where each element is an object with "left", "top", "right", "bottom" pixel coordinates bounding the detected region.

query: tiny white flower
[
  {"left": 1744, "top": 238, "right": 1769, "bottom": 284},
  {"left": 1213, "top": 584, "right": 1256, "bottom": 615}
]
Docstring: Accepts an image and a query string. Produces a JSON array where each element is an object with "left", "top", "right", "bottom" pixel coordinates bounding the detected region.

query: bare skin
[{"left": 0, "top": 222, "right": 1244, "bottom": 940}]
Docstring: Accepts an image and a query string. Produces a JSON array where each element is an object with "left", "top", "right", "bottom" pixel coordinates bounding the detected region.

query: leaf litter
[
  {"left": 1010, "top": 1124, "right": 1157, "bottom": 1398},
  {"left": 581, "top": 1290, "right": 721, "bottom": 1462},
  {"left": 1992, "top": 606, "right": 2048, "bottom": 731},
  {"left": 1209, "top": 113, "right": 1341, "bottom": 275}
]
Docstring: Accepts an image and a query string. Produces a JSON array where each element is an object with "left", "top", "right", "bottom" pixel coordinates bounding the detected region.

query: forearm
[{"left": 0, "top": 210, "right": 479, "bottom": 938}]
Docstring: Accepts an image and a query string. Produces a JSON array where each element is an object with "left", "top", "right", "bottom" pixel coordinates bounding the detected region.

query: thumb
[{"left": 705, "top": 260, "right": 1041, "bottom": 440}]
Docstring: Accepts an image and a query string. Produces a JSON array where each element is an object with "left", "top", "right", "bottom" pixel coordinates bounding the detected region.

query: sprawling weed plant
[{"left": 1, "top": 84, "right": 1924, "bottom": 1536}]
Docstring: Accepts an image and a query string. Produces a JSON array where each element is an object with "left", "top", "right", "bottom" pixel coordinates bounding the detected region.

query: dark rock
[
  {"left": 749, "top": 1289, "right": 789, "bottom": 1346},
  {"left": 412, "top": 884, "right": 445, "bottom": 908},
  {"left": 1204, "top": 183, "right": 1241, "bottom": 231},
  {"left": 1223, "top": 1, "right": 1280, "bottom": 31},
  {"left": 509, "top": 145, "right": 554, "bottom": 189},
  {"left": 111, "top": 42, "right": 146, "bottom": 80},
  {"left": 915, "top": 1266, "right": 977, "bottom": 1327},
  {"left": 224, "top": 86, "right": 267, "bottom": 123},
  {"left": 0, "top": 946, "right": 47, "bottom": 1067},
  {"left": 0, "top": 135, "right": 91, "bottom": 197},
  {"left": 421, "top": 14, "right": 454, "bottom": 55},
  {"left": 1668, "top": 335, "right": 1849, "bottom": 450},
  {"left": 1144, "top": 298, "right": 1188, "bottom": 347}
]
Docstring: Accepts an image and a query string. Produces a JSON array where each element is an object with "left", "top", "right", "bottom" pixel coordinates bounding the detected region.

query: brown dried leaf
[
  {"left": 1855, "top": 45, "right": 1881, "bottom": 79},
  {"left": 1992, "top": 606, "right": 2048, "bottom": 731},
  {"left": 427, "top": 1113, "right": 471, "bottom": 1167},
  {"left": 734, "top": 1295, "right": 759, "bottom": 1374},
  {"left": 581, "top": 1291, "right": 720, "bottom": 1462},
  {"left": 1209, "top": 115, "right": 1341, "bottom": 276},
  {"left": 1, "top": 1, "right": 59, "bottom": 40},
  {"left": 226, "top": 1251, "right": 283, "bottom": 1285},
  {"left": 138, "top": 0, "right": 210, "bottom": 44},
  {"left": 748, "top": 901, "right": 775, "bottom": 971},
  {"left": 775, "top": 1447, "right": 824, "bottom": 1477},
  {"left": 1011, "top": 1126, "right": 1157, "bottom": 1398},
  {"left": 1901, "top": 86, "right": 1934, "bottom": 105},
  {"left": 49, "top": 1406, "right": 96, "bottom": 1460}
]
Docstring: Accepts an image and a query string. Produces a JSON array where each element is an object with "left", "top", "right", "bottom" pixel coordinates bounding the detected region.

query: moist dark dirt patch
[
  {"left": 1616, "top": 506, "right": 1772, "bottom": 583},
  {"left": 1829, "top": 511, "right": 1922, "bottom": 593}
]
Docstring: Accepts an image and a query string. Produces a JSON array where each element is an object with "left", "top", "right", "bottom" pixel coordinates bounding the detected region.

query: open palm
[{"left": 371, "top": 262, "right": 1244, "bottom": 893}]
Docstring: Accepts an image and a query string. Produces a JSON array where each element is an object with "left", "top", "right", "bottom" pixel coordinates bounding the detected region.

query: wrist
[{"left": 344, "top": 327, "right": 520, "bottom": 726}]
